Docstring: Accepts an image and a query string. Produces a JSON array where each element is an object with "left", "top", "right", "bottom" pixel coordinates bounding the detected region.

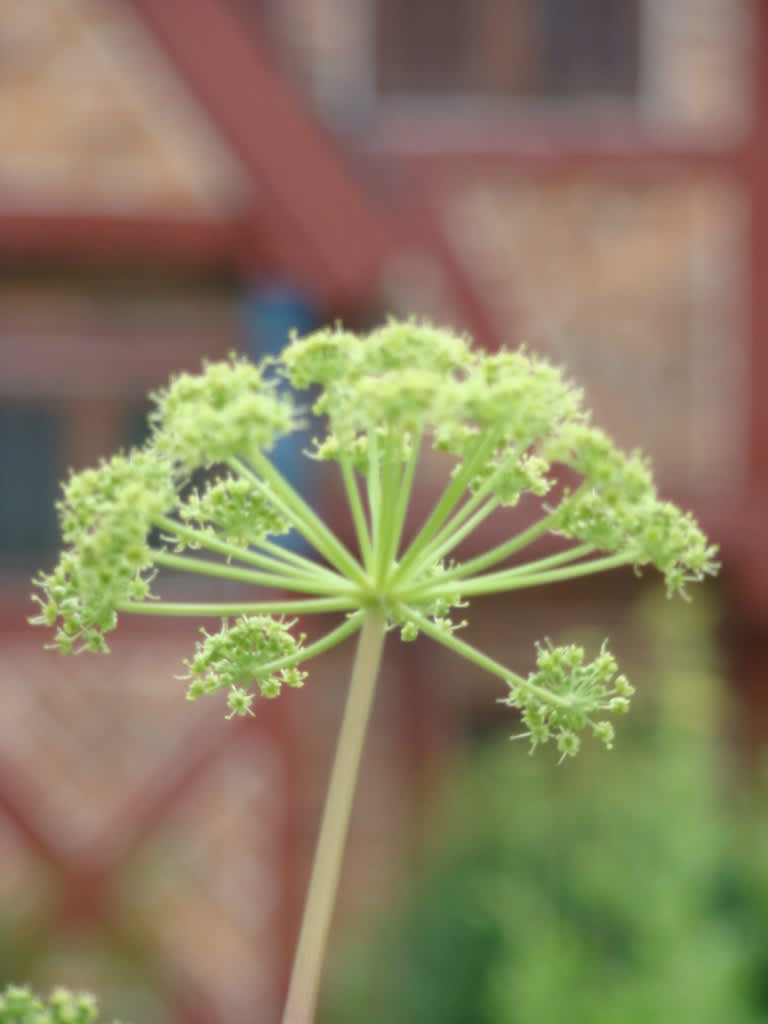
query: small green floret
[
  {"left": 0, "top": 985, "right": 109, "bottom": 1024},
  {"left": 502, "top": 641, "right": 636, "bottom": 759},
  {"left": 149, "top": 353, "right": 294, "bottom": 470},
  {"left": 177, "top": 477, "right": 288, "bottom": 550},
  {"left": 30, "top": 449, "right": 175, "bottom": 652},
  {"left": 185, "top": 615, "right": 307, "bottom": 701}
]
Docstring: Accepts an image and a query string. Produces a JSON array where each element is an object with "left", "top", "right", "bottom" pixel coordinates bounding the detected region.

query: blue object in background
[{"left": 241, "top": 283, "right": 320, "bottom": 551}]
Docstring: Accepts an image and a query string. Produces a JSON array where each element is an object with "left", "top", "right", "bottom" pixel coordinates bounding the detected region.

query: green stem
[
  {"left": 392, "top": 433, "right": 497, "bottom": 584},
  {"left": 116, "top": 596, "right": 359, "bottom": 617},
  {"left": 281, "top": 610, "right": 388, "bottom": 1024},
  {"left": 256, "top": 611, "right": 366, "bottom": 678},
  {"left": 491, "top": 542, "right": 596, "bottom": 578},
  {"left": 155, "top": 514, "right": 342, "bottom": 586},
  {"left": 401, "top": 552, "right": 634, "bottom": 602},
  {"left": 154, "top": 550, "right": 356, "bottom": 597},
  {"left": 251, "top": 534, "right": 346, "bottom": 581},
  {"left": 366, "top": 428, "right": 382, "bottom": 565},
  {"left": 398, "top": 606, "right": 573, "bottom": 709},
  {"left": 374, "top": 436, "right": 401, "bottom": 585},
  {"left": 410, "top": 497, "right": 498, "bottom": 579},
  {"left": 339, "top": 453, "right": 373, "bottom": 571},
  {"left": 384, "top": 429, "right": 422, "bottom": 574},
  {"left": 234, "top": 455, "right": 368, "bottom": 587},
  {"left": 435, "top": 512, "right": 560, "bottom": 582}
]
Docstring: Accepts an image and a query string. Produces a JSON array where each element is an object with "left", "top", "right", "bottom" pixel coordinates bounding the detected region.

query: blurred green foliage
[{"left": 322, "top": 588, "right": 768, "bottom": 1024}]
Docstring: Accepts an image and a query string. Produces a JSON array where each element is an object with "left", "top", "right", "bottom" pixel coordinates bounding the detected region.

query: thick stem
[{"left": 281, "top": 610, "right": 388, "bottom": 1024}]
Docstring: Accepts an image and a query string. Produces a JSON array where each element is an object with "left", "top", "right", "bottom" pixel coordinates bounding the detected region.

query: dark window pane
[
  {"left": 124, "top": 400, "right": 153, "bottom": 450},
  {"left": 377, "top": 0, "right": 474, "bottom": 93},
  {"left": 376, "top": 0, "right": 639, "bottom": 98},
  {"left": 0, "top": 409, "right": 60, "bottom": 567},
  {"left": 541, "top": 0, "right": 639, "bottom": 97}
]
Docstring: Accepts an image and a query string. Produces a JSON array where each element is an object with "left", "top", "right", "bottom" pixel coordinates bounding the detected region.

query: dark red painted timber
[
  {"left": 748, "top": 2, "right": 768, "bottom": 492},
  {"left": 0, "top": 212, "right": 254, "bottom": 269},
  {"left": 128, "top": 0, "right": 390, "bottom": 308},
  {"left": 368, "top": 119, "right": 746, "bottom": 180}
]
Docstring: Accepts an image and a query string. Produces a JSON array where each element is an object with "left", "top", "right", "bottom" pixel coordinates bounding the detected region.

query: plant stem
[
  {"left": 115, "top": 596, "right": 359, "bottom": 617},
  {"left": 384, "top": 429, "right": 422, "bottom": 571},
  {"left": 391, "top": 433, "right": 496, "bottom": 584},
  {"left": 153, "top": 550, "right": 353, "bottom": 596},
  {"left": 398, "top": 552, "right": 633, "bottom": 604},
  {"left": 237, "top": 454, "right": 369, "bottom": 587},
  {"left": 156, "top": 513, "right": 346, "bottom": 588},
  {"left": 412, "top": 496, "right": 499, "bottom": 574},
  {"left": 397, "top": 605, "right": 576, "bottom": 709},
  {"left": 281, "top": 609, "right": 388, "bottom": 1024},
  {"left": 339, "top": 453, "right": 373, "bottom": 571}
]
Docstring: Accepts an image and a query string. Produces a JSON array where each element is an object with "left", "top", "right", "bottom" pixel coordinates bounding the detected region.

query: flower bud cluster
[
  {"left": 0, "top": 985, "right": 102, "bottom": 1024},
  {"left": 473, "top": 452, "right": 552, "bottom": 506},
  {"left": 150, "top": 353, "right": 294, "bottom": 470},
  {"left": 461, "top": 349, "right": 583, "bottom": 450},
  {"left": 184, "top": 615, "right": 307, "bottom": 707},
  {"left": 31, "top": 450, "right": 175, "bottom": 653},
  {"left": 177, "top": 476, "right": 288, "bottom": 550},
  {"left": 283, "top": 322, "right": 584, "bottom": 509},
  {"left": 501, "top": 641, "right": 635, "bottom": 759},
  {"left": 549, "top": 424, "right": 718, "bottom": 593}
]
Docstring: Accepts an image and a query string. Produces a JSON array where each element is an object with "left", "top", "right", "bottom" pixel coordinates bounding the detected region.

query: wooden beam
[
  {"left": 747, "top": 0, "right": 768, "bottom": 490},
  {"left": 367, "top": 118, "right": 746, "bottom": 180},
  {"left": 0, "top": 212, "right": 251, "bottom": 269},
  {"left": 129, "top": 0, "right": 389, "bottom": 307}
]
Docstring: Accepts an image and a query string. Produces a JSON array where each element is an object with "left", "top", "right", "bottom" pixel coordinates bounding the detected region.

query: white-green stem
[
  {"left": 155, "top": 514, "right": 344, "bottom": 587},
  {"left": 153, "top": 550, "right": 356, "bottom": 597},
  {"left": 390, "top": 433, "right": 497, "bottom": 584},
  {"left": 384, "top": 430, "right": 422, "bottom": 570},
  {"left": 233, "top": 455, "right": 369, "bottom": 588},
  {"left": 339, "top": 453, "right": 373, "bottom": 571},
  {"left": 281, "top": 609, "right": 387, "bottom": 1024},
  {"left": 115, "top": 596, "right": 358, "bottom": 617}
]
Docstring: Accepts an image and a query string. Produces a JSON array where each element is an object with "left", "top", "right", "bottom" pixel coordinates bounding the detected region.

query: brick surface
[{"left": 0, "top": 0, "right": 249, "bottom": 214}]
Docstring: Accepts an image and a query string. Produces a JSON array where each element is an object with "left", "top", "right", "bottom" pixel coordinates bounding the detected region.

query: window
[
  {"left": 0, "top": 409, "right": 60, "bottom": 568},
  {"left": 376, "top": 0, "right": 640, "bottom": 99}
]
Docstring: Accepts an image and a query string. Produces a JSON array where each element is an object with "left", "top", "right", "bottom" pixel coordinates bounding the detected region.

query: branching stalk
[
  {"left": 115, "top": 597, "right": 359, "bottom": 617},
  {"left": 338, "top": 453, "right": 373, "bottom": 571},
  {"left": 153, "top": 550, "right": 356, "bottom": 597},
  {"left": 233, "top": 455, "right": 369, "bottom": 587},
  {"left": 390, "top": 433, "right": 497, "bottom": 583}
]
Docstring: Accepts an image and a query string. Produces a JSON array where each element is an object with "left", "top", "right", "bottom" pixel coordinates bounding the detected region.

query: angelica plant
[{"left": 31, "top": 320, "right": 717, "bottom": 1024}]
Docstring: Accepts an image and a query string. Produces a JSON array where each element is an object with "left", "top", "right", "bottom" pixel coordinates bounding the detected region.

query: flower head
[{"left": 30, "top": 319, "right": 717, "bottom": 754}]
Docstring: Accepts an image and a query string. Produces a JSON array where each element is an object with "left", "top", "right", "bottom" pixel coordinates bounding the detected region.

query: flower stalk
[{"left": 281, "top": 610, "right": 387, "bottom": 1024}]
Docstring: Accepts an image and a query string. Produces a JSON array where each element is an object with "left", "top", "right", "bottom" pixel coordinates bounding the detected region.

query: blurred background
[{"left": 0, "top": 0, "right": 767, "bottom": 1021}]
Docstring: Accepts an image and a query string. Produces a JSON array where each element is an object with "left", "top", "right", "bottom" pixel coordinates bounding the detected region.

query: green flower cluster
[
  {"left": 150, "top": 353, "right": 294, "bottom": 470},
  {"left": 282, "top": 322, "right": 579, "bottom": 483},
  {"left": 0, "top": 986, "right": 110, "bottom": 1024},
  {"left": 177, "top": 477, "right": 289, "bottom": 551},
  {"left": 548, "top": 424, "right": 718, "bottom": 595},
  {"left": 30, "top": 450, "right": 175, "bottom": 653},
  {"left": 184, "top": 615, "right": 307, "bottom": 709},
  {"left": 502, "top": 642, "right": 635, "bottom": 760}
]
